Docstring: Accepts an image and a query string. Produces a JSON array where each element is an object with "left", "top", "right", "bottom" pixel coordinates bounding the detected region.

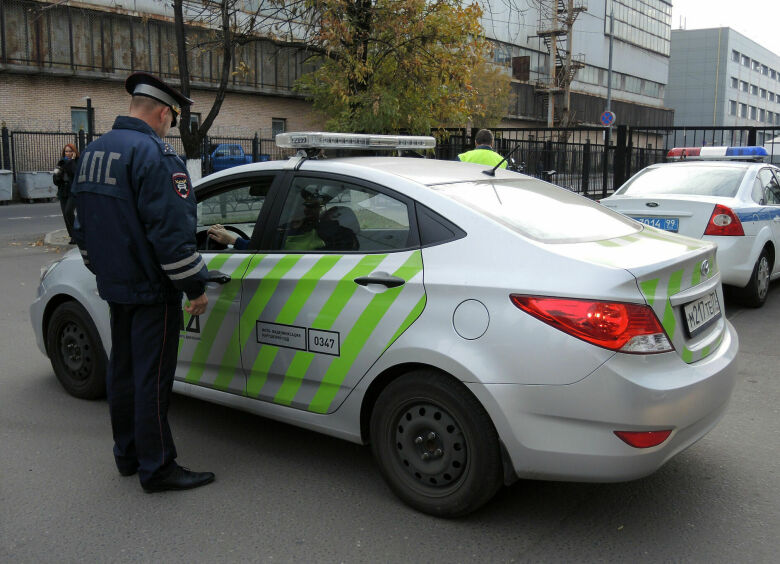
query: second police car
[
  {"left": 602, "top": 146, "right": 780, "bottom": 307},
  {"left": 31, "top": 133, "right": 739, "bottom": 517}
]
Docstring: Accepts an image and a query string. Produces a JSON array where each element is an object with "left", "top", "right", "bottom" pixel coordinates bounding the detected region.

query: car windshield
[
  {"left": 432, "top": 178, "right": 639, "bottom": 243},
  {"left": 615, "top": 165, "right": 746, "bottom": 197}
]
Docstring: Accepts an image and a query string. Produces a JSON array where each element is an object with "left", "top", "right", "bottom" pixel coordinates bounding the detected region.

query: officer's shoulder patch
[
  {"left": 172, "top": 172, "right": 190, "bottom": 199},
  {"left": 161, "top": 143, "right": 178, "bottom": 156}
]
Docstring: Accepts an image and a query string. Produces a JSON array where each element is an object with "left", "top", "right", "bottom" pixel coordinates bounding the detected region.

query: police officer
[
  {"left": 71, "top": 72, "right": 214, "bottom": 493},
  {"left": 458, "top": 129, "right": 507, "bottom": 169}
]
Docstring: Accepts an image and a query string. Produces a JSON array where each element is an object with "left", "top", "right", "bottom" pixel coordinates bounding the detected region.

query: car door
[
  {"left": 176, "top": 173, "right": 280, "bottom": 397},
  {"left": 767, "top": 169, "right": 780, "bottom": 272},
  {"left": 238, "top": 173, "right": 426, "bottom": 414}
]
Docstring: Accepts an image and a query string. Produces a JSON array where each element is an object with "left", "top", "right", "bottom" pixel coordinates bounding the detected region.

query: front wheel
[
  {"left": 370, "top": 370, "right": 503, "bottom": 517},
  {"left": 735, "top": 248, "right": 771, "bottom": 308},
  {"left": 46, "top": 301, "right": 107, "bottom": 399}
]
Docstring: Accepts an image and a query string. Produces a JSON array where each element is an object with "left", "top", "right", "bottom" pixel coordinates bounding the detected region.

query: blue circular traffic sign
[{"left": 600, "top": 111, "right": 616, "bottom": 127}]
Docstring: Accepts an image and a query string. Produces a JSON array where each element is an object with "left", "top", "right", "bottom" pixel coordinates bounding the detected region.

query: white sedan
[
  {"left": 30, "top": 133, "right": 738, "bottom": 517},
  {"left": 602, "top": 147, "right": 780, "bottom": 307}
]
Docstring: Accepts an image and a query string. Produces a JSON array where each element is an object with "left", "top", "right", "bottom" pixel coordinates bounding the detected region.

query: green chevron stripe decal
[
  {"left": 246, "top": 254, "right": 342, "bottom": 397},
  {"left": 383, "top": 293, "right": 427, "bottom": 353},
  {"left": 661, "top": 269, "right": 683, "bottom": 343},
  {"left": 185, "top": 255, "right": 253, "bottom": 385},
  {"left": 308, "top": 251, "right": 423, "bottom": 414},
  {"left": 273, "top": 254, "right": 390, "bottom": 406},
  {"left": 178, "top": 253, "right": 233, "bottom": 356}
]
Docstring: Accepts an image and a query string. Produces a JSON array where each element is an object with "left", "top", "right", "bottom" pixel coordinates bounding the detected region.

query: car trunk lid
[
  {"left": 554, "top": 226, "right": 726, "bottom": 363},
  {"left": 601, "top": 196, "right": 720, "bottom": 238}
]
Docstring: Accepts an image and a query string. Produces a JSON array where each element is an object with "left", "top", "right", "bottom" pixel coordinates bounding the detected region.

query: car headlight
[{"left": 40, "top": 257, "right": 66, "bottom": 283}]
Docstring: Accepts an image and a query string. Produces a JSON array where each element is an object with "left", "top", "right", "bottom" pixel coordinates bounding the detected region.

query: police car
[
  {"left": 601, "top": 146, "right": 780, "bottom": 307},
  {"left": 31, "top": 132, "right": 738, "bottom": 517}
]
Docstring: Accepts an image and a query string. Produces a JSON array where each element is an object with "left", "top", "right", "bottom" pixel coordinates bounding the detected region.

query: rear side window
[
  {"left": 433, "top": 178, "right": 638, "bottom": 243},
  {"left": 615, "top": 165, "right": 746, "bottom": 198}
]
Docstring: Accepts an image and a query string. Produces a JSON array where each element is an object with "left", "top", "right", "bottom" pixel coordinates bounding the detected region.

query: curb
[{"left": 44, "top": 228, "right": 73, "bottom": 248}]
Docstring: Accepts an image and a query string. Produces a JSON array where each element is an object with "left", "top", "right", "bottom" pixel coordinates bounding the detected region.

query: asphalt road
[{"left": 0, "top": 202, "right": 778, "bottom": 563}]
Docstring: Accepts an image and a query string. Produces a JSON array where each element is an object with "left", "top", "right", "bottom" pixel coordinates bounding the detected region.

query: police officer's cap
[{"left": 125, "top": 72, "right": 193, "bottom": 127}]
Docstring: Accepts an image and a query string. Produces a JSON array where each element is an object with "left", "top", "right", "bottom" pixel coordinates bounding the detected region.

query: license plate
[
  {"left": 632, "top": 216, "right": 679, "bottom": 232},
  {"left": 683, "top": 291, "right": 721, "bottom": 337}
]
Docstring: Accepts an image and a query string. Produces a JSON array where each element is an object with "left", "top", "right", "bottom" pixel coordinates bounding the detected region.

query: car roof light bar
[
  {"left": 667, "top": 146, "right": 768, "bottom": 161},
  {"left": 275, "top": 132, "right": 436, "bottom": 151}
]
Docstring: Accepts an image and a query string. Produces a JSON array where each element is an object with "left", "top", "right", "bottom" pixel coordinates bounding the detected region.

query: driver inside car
[{"left": 207, "top": 195, "right": 327, "bottom": 251}]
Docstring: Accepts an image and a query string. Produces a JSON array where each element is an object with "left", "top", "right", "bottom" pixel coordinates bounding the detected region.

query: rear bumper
[
  {"left": 704, "top": 235, "right": 757, "bottom": 288},
  {"left": 468, "top": 320, "right": 739, "bottom": 482}
]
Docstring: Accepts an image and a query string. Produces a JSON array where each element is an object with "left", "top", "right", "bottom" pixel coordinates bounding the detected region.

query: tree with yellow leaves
[{"left": 297, "top": 0, "right": 505, "bottom": 134}]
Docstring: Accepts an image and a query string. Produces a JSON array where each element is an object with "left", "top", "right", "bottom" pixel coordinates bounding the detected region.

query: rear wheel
[
  {"left": 46, "top": 301, "right": 107, "bottom": 399},
  {"left": 735, "top": 248, "right": 771, "bottom": 308},
  {"left": 369, "top": 370, "right": 503, "bottom": 517}
]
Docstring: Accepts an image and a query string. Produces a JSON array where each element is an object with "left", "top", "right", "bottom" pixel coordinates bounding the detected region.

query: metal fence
[
  {"left": 439, "top": 127, "right": 617, "bottom": 196},
  {"left": 4, "top": 125, "right": 780, "bottom": 202}
]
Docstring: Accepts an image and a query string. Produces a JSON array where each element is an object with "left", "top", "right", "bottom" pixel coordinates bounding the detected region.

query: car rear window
[
  {"left": 615, "top": 165, "right": 746, "bottom": 197},
  {"left": 432, "top": 178, "right": 639, "bottom": 243}
]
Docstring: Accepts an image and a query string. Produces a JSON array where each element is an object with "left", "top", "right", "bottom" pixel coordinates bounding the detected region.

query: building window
[
  {"left": 740, "top": 81, "right": 749, "bottom": 93},
  {"left": 768, "top": 111, "right": 774, "bottom": 124},
  {"left": 739, "top": 103, "right": 748, "bottom": 118},
  {"left": 742, "top": 55, "right": 750, "bottom": 67},
  {"left": 750, "top": 106, "right": 757, "bottom": 120},
  {"left": 729, "top": 100, "right": 737, "bottom": 115},
  {"left": 752, "top": 60, "right": 761, "bottom": 71},
  {"left": 760, "top": 88, "right": 767, "bottom": 98},
  {"left": 770, "top": 92, "right": 776, "bottom": 102},
  {"left": 772, "top": 69, "right": 778, "bottom": 80},
  {"left": 271, "top": 118, "right": 287, "bottom": 137},
  {"left": 731, "top": 77, "right": 739, "bottom": 89},
  {"left": 759, "top": 109, "right": 765, "bottom": 122},
  {"left": 604, "top": 0, "right": 672, "bottom": 57},
  {"left": 732, "top": 50, "right": 740, "bottom": 63},
  {"left": 71, "top": 108, "right": 89, "bottom": 133},
  {"left": 751, "top": 84, "right": 759, "bottom": 96},
  {"left": 762, "top": 64, "right": 769, "bottom": 75}
]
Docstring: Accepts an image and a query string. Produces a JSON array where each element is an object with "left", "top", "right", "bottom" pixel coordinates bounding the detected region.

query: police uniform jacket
[{"left": 72, "top": 116, "right": 208, "bottom": 304}]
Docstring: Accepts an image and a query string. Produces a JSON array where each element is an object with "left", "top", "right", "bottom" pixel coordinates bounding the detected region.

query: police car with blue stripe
[
  {"left": 602, "top": 146, "right": 780, "bottom": 307},
  {"left": 31, "top": 133, "right": 739, "bottom": 516}
]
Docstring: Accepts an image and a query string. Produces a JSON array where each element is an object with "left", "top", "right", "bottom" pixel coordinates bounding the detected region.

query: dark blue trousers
[{"left": 107, "top": 300, "right": 180, "bottom": 485}]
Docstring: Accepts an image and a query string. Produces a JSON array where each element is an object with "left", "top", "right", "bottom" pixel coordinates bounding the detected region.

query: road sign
[{"left": 600, "top": 111, "right": 616, "bottom": 127}]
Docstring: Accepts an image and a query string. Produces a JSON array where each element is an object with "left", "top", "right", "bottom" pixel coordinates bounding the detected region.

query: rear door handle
[
  {"left": 207, "top": 270, "right": 232, "bottom": 285},
  {"left": 354, "top": 275, "right": 406, "bottom": 288}
]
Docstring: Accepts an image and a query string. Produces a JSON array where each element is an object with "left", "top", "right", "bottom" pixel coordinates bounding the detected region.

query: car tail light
[
  {"left": 614, "top": 430, "right": 672, "bottom": 448},
  {"left": 510, "top": 295, "right": 673, "bottom": 354},
  {"left": 703, "top": 204, "right": 744, "bottom": 236}
]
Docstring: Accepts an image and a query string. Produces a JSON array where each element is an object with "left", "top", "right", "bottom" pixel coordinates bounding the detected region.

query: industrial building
[
  {"left": 665, "top": 27, "right": 780, "bottom": 144},
  {"left": 0, "top": 0, "right": 674, "bottom": 137}
]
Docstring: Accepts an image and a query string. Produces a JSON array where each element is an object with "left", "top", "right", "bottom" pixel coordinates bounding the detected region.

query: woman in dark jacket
[{"left": 53, "top": 143, "right": 79, "bottom": 244}]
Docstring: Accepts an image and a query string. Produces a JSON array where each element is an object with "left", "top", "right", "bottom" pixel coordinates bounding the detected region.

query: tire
[
  {"left": 45, "top": 301, "right": 107, "bottom": 399},
  {"left": 369, "top": 370, "right": 503, "bottom": 517},
  {"left": 735, "top": 248, "right": 771, "bottom": 308}
]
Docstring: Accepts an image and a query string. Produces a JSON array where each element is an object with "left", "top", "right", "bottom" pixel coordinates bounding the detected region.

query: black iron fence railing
[{"left": 3, "top": 125, "right": 780, "bottom": 202}]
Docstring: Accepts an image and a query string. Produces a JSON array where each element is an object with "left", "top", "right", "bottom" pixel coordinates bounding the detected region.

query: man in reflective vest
[
  {"left": 458, "top": 129, "right": 507, "bottom": 168},
  {"left": 72, "top": 72, "right": 214, "bottom": 493}
]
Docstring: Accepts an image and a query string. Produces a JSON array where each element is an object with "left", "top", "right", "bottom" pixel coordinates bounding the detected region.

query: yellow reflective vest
[{"left": 458, "top": 147, "right": 507, "bottom": 168}]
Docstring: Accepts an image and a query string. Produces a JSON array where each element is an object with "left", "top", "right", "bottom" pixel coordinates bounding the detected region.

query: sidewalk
[{"left": 44, "top": 228, "right": 74, "bottom": 249}]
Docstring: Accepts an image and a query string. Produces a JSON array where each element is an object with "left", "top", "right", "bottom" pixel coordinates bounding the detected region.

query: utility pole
[{"left": 534, "top": 1, "right": 587, "bottom": 128}]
